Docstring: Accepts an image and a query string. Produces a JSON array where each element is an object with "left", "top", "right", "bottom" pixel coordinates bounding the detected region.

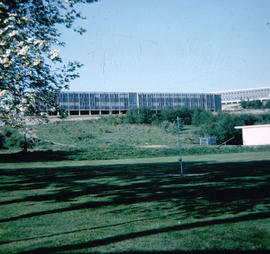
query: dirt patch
[{"left": 138, "top": 145, "right": 169, "bottom": 149}]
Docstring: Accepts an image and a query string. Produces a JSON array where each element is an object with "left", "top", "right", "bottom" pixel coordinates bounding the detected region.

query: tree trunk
[{"left": 23, "top": 133, "right": 28, "bottom": 153}]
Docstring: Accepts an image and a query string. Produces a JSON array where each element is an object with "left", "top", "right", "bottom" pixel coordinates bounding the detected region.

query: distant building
[
  {"left": 216, "top": 87, "right": 270, "bottom": 105},
  {"left": 56, "top": 91, "right": 221, "bottom": 115},
  {"left": 235, "top": 124, "right": 270, "bottom": 146}
]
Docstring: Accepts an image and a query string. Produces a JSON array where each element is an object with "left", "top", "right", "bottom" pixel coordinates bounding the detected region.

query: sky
[{"left": 60, "top": 0, "right": 270, "bottom": 93}]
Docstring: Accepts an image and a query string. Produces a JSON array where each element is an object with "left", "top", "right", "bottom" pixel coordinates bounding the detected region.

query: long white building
[
  {"left": 216, "top": 87, "right": 270, "bottom": 105},
  {"left": 56, "top": 91, "right": 221, "bottom": 115}
]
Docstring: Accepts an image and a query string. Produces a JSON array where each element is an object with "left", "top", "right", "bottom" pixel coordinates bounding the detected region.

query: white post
[
  {"left": 78, "top": 92, "right": 81, "bottom": 116},
  {"left": 177, "top": 116, "right": 183, "bottom": 176}
]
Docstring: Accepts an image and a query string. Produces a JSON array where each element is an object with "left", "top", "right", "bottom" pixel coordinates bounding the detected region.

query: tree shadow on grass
[
  {"left": 0, "top": 159, "right": 270, "bottom": 223},
  {"left": 19, "top": 251, "right": 270, "bottom": 254},
  {"left": 19, "top": 211, "right": 270, "bottom": 253},
  {"left": 0, "top": 149, "right": 83, "bottom": 163},
  {"left": 1, "top": 159, "right": 270, "bottom": 252}
]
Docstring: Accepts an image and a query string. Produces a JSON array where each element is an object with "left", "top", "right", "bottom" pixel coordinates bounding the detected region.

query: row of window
[
  {"left": 57, "top": 92, "right": 221, "bottom": 112},
  {"left": 221, "top": 88, "right": 270, "bottom": 101}
]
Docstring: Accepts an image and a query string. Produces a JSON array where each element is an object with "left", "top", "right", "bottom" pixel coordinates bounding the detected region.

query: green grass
[
  {"left": 0, "top": 152, "right": 270, "bottom": 253},
  {"left": 1, "top": 119, "right": 268, "bottom": 161},
  {"left": 33, "top": 119, "right": 181, "bottom": 147}
]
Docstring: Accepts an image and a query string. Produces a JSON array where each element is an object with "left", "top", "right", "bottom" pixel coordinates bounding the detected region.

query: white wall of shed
[{"left": 242, "top": 126, "right": 270, "bottom": 146}]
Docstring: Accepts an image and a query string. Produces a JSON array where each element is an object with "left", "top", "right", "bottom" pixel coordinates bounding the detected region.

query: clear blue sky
[{"left": 60, "top": 0, "right": 270, "bottom": 93}]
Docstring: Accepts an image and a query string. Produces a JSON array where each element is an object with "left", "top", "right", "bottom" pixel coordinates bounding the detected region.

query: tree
[
  {"left": 160, "top": 108, "right": 178, "bottom": 123},
  {"left": 200, "top": 113, "right": 243, "bottom": 145},
  {"left": 192, "top": 108, "right": 213, "bottom": 126},
  {"left": 240, "top": 100, "right": 263, "bottom": 109},
  {"left": 264, "top": 100, "right": 270, "bottom": 109},
  {"left": 160, "top": 107, "right": 194, "bottom": 125},
  {"left": 137, "top": 107, "right": 154, "bottom": 124},
  {"left": 253, "top": 100, "right": 263, "bottom": 109},
  {"left": 0, "top": 0, "right": 97, "bottom": 150},
  {"left": 125, "top": 108, "right": 154, "bottom": 124},
  {"left": 240, "top": 100, "right": 247, "bottom": 109}
]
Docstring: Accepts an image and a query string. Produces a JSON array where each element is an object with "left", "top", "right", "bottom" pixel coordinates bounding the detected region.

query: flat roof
[
  {"left": 216, "top": 87, "right": 270, "bottom": 94},
  {"left": 235, "top": 124, "right": 270, "bottom": 129},
  {"left": 60, "top": 91, "right": 218, "bottom": 95}
]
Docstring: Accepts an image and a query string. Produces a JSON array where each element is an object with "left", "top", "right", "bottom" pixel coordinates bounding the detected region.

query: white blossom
[
  {"left": 8, "top": 16, "right": 15, "bottom": 22},
  {"left": 5, "top": 49, "right": 12, "bottom": 57},
  {"left": 0, "top": 57, "right": 9, "bottom": 64},
  {"left": 34, "top": 39, "right": 41, "bottom": 46},
  {"left": 1, "top": 98, "right": 8, "bottom": 105},
  {"left": 19, "top": 105, "right": 28, "bottom": 112},
  {"left": 2, "top": 25, "right": 14, "bottom": 33},
  {"left": 34, "top": 39, "right": 46, "bottom": 48},
  {"left": 8, "top": 30, "right": 19, "bottom": 37},
  {"left": 33, "top": 57, "right": 42, "bottom": 66},
  {"left": 0, "top": 90, "right": 9, "bottom": 97},
  {"left": 22, "top": 16, "right": 30, "bottom": 21},
  {"left": 17, "top": 41, "right": 24, "bottom": 47},
  {"left": 50, "top": 49, "right": 60, "bottom": 60},
  {"left": 27, "top": 38, "right": 34, "bottom": 43},
  {"left": 18, "top": 46, "right": 30, "bottom": 56},
  {"left": 25, "top": 93, "right": 35, "bottom": 99},
  {"left": 9, "top": 58, "right": 15, "bottom": 64},
  {"left": 39, "top": 40, "right": 46, "bottom": 48},
  {"left": 5, "top": 105, "right": 10, "bottom": 111},
  {"left": 0, "top": 2, "right": 7, "bottom": 8},
  {"left": 51, "top": 107, "right": 56, "bottom": 112}
]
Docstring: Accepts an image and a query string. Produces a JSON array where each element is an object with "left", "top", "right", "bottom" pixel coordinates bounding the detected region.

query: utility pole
[{"left": 177, "top": 116, "right": 183, "bottom": 176}]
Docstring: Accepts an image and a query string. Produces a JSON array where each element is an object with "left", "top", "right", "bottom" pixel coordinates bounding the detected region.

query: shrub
[
  {"left": 240, "top": 100, "right": 263, "bottom": 109},
  {"left": 200, "top": 113, "right": 242, "bottom": 145},
  {"left": 233, "top": 114, "right": 257, "bottom": 126},
  {"left": 137, "top": 107, "right": 154, "bottom": 124},
  {"left": 160, "top": 108, "right": 178, "bottom": 123},
  {"left": 125, "top": 108, "right": 154, "bottom": 124},
  {"left": 100, "top": 115, "right": 124, "bottom": 125},
  {"left": 264, "top": 100, "right": 270, "bottom": 109},
  {"left": 256, "top": 114, "right": 270, "bottom": 124},
  {"left": 192, "top": 108, "right": 214, "bottom": 126},
  {"left": 160, "top": 107, "right": 194, "bottom": 125},
  {"left": 125, "top": 108, "right": 139, "bottom": 124},
  {"left": 0, "top": 127, "right": 25, "bottom": 149},
  {"left": 160, "top": 121, "right": 178, "bottom": 134}
]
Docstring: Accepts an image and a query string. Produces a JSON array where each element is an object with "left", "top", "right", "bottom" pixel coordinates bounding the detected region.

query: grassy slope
[
  {"left": 14, "top": 119, "right": 269, "bottom": 161},
  {"left": 0, "top": 152, "right": 270, "bottom": 253}
]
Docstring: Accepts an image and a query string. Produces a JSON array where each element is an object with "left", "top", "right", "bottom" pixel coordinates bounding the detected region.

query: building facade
[
  {"left": 57, "top": 91, "right": 221, "bottom": 115},
  {"left": 216, "top": 87, "right": 270, "bottom": 105}
]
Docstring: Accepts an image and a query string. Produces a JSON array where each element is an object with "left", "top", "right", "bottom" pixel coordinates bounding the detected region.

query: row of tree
[
  {"left": 240, "top": 100, "right": 270, "bottom": 109},
  {"left": 125, "top": 107, "right": 194, "bottom": 125},
  {"left": 124, "top": 107, "right": 270, "bottom": 145}
]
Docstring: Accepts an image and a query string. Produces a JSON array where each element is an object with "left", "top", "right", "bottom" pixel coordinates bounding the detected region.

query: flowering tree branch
[{"left": 0, "top": 0, "right": 97, "bottom": 128}]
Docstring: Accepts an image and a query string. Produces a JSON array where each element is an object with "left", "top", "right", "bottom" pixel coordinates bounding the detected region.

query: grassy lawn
[{"left": 1, "top": 152, "right": 270, "bottom": 253}]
